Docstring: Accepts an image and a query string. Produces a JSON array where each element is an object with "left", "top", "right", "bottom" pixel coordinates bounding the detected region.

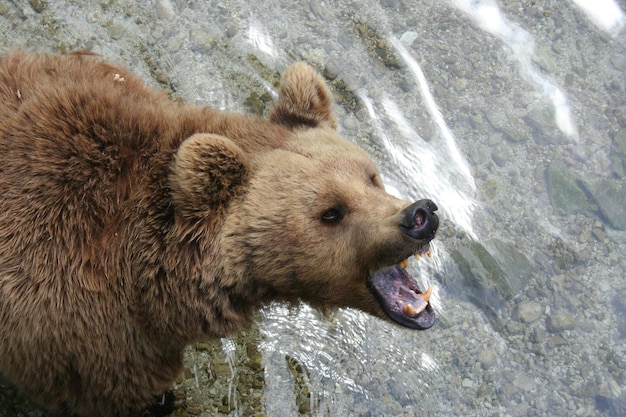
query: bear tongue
[{"left": 371, "top": 265, "right": 435, "bottom": 330}]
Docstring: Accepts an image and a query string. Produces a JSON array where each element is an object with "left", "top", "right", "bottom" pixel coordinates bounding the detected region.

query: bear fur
[{"left": 0, "top": 51, "right": 438, "bottom": 417}]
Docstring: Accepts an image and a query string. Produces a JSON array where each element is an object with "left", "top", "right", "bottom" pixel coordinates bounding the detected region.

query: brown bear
[{"left": 0, "top": 51, "right": 439, "bottom": 417}]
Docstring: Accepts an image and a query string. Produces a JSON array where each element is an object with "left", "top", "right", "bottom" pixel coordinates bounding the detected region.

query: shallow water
[{"left": 1, "top": 0, "right": 625, "bottom": 416}]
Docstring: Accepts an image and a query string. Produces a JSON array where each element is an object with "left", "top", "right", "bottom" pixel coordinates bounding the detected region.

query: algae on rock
[
  {"left": 545, "top": 161, "right": 596, "bottom": 215},
  {"left": 451, "top": 239, "right": 534, "bottom": 327}
]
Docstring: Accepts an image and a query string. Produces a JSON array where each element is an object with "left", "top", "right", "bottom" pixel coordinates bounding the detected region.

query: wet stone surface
[
  {"left": 583, "top": 177, "right": 626, "bottom": 230},
  {"left": 545, "top": 161, "right": 597, "bottom": 216}
]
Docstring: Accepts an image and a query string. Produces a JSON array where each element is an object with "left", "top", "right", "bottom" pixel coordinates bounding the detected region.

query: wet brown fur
[{"left": 0, "top": 52, "right": 423, "bottom": 416}]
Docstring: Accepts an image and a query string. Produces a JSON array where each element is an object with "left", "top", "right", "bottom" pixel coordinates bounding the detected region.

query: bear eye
[{"left": 320, "top": 206, "right": 345, "bottom": 224}]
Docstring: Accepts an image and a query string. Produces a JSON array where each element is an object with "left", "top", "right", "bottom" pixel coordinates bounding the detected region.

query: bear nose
[{"left": 399, "top": 199, "right": 439, "bottom": 241}]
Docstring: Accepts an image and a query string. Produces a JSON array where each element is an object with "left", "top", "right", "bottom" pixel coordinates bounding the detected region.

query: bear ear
[
  {"left": 270, "top": 62, "right": 338, "bottom": 130},
  {"left": 170, "top": 133, "right": 249, "bottom": 218}
]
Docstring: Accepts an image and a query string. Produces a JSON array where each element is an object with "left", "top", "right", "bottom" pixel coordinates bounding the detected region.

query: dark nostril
[
  {"left": 414, "top": 209, "right": 426, "bottom": 228},
  {"left": 400, "top": 199, "right": 439, "bottom": 240}
]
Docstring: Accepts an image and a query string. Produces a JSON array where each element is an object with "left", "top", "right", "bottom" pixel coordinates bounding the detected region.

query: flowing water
[{"left": 1, "top": 0, "right": 625, "bottom": 416}]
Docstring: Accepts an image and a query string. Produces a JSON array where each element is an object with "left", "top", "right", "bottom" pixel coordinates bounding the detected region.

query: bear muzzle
[{"left": 370, "top": 198, "right": 439, "bottom": 330}]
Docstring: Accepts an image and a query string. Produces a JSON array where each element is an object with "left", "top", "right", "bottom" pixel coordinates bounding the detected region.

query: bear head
[{"left": 170, "top": 62, "right": 439, "bottom": 330}]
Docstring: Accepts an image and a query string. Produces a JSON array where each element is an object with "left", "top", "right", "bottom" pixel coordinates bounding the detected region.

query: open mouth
[{"left": 371, "top": 244, "right": 435, "bottom": 330}]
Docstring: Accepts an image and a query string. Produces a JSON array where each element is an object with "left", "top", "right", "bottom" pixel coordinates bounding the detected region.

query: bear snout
[{"left": 399, "top": 199, "right": 439, "bottom": 241}]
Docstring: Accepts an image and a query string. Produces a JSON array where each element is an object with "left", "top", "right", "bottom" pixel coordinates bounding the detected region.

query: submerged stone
[
  {"left": 513, "top": 301, "right": 543, "bottom": 323},
  {"left": 583, "top": 177, "right": 626, "bottom": 230},
  {"left": 547, "top": 312, "right": 575, "bottom": 333},
  {"left": 614, "top": 129, "right": 626, "bottom": 154},
  {"left": 451, "top": 239, "right": 534, "bottom": 325},
  {"left": 545, "top": 161, "right": 596, "bottom": 215},
  {"left": 478, "top": 348, "right": 497, "bottom": 369},
  {"left": 399, "top": 31, "right": 418, "bottom": 47},
  {"left": 452, "top": 241, "right": 508, "bottom": 299},
  {"left": 524, "top": 105, "right": 568, "bottom": 145},
  {"left": 488, "top": 240, "right": 534, "bottom": 292}
]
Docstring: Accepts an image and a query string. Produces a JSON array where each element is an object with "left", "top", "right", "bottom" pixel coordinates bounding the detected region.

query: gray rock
[
  {"left": 462, "top": 378, "right": 474, "bottom": 388},
  {"left": 595, "top": 379, "right": 624, "bottom": 414},
  {"left": 156, "top": 0, "right": 176, "bottom": 20},
  {"left": 614, "top": 129, "right": 626, "bottom": 154},
  {"left": 485, "top": 106, "right": 526, "bottom": 142},
  {"left": 524, "top": 105, "right": 566, "bottom": 145},
  {"left": 512, "top": 373, "right": 535, "bottom": 392},
  {"left": 506, "top": 320, "right": 525, "bottom": 334},
  {"left": 190, "top": 26, "right": 220, "bottom": 54},
  {"left": 451, "top": 239, "right": 534, "bottom": 329},
  {"left": 488, "top": 241, "right": 534, "bottom": 293},
  {"left": 545, "top": 161, "right": 596, "bottom": 215},
  {"left": 532, "top": 327, "right": 547, "bottom": 343},
  {"left": 513, "top": 301, "right": 543, "bottom": 323},
  {"left": 108, "top": 19, "right": 129, "bottom": 40},
  {"left": 547, "top": 312, "right": 575, "bottom": 333},
  {"left": 451, "top": 241, "right": 510, "bottom": 316},
  {"left": 526, "top": 106, "right": 557, "bottom": 131},
  {"left": 547, "top": 335, "right": 568, "bottom": 348},
  {"left": 583, "top": 177, "right": 626, "bottom": 230},
  {"left": 478, "top": 348, "right": 497, "bottom": 369},
  {"left": 491, "top": 144, "right": 510, "bottom": 167}
]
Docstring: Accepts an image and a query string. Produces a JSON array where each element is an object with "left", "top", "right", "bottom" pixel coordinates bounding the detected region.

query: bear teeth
[
  {"left": 399, "top": 259, "right": 409, "bottom": 269},
  {"left": 401, "top": 301, "right": 427, "bottom": 317},
  {"left": 417, "top": 285, "right": 433, "bottom": 303},
  {"left": 398, "top": 285, "right": 432, "bottom": 318},
  {"left": 414, "top": 247, "right": 433, "bottom": 260}
]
